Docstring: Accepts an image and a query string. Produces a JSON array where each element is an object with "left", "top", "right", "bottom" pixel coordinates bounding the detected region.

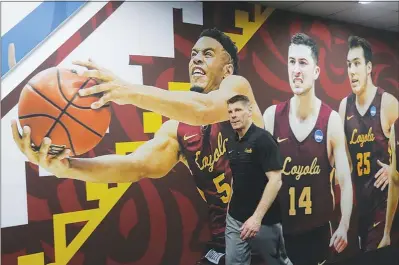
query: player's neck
[
  {"left": 356, "top": 82, "right": 377, "bottom": 106},
  {"left": 292, "top": 88, "right": 318, "bottom": 120}
]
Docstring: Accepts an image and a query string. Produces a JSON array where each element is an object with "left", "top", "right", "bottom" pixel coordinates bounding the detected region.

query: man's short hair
[
  {"left": 227, "top": 94, "right": 250, "bottom": 106},
  {"left": 290, "top": 33, "right": 319, "bottom": 64},
  {"left": 348, "top": 35, "right": 373, "bottom": 64},
  {"left": 200, "top": 28, "right": 239, "bottom": 74}
]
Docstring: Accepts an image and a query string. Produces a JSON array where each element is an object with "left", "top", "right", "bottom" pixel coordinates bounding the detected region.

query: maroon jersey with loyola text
[
  {"left": 177, "top": 121, "right": 234, "bottom": 249},
  {"left": 274, "top": 100, "right": 334, "bottom": 235},
  {"left": 344, "top": 87, "right": 390, "bottom": 215}
]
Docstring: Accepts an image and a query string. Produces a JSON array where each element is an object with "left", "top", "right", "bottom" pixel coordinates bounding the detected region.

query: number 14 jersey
[{"left": 273, "top": 100, "right": 334, "bottom": 235}]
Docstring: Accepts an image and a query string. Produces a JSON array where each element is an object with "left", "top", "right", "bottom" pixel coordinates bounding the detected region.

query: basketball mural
[{"left": 1, "top": 2, "right": 398, "bottom": 265}]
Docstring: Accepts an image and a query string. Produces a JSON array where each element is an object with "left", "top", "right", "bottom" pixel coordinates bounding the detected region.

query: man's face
[
  {"left": 189, "top": 36, "right": 233, "bottom": 93},
  {"left": 347, "top": 46, "right": 371, "bottom": 95},
  {"left": 288, "top": 44, "right": 320, "bottom": 96},
  {"left": 228, "top": 101, "right": 251, "bottom": 130}
]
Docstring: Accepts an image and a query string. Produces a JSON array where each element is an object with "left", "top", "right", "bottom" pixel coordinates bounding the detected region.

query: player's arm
[
  {"left": 11, "top": 119, "right": 181, "bottom": 183},
  {"left": 329, "top": 111, "right": 353, "bottom": 229},
  {"left": 382, "top": 93, "right": 399, "bottom": 134},
  {"left": 262, "top": 105, "right": 276, "bottom": 134},
  {"left": 240, "top": 133, "right": 283, "bottom": 240},
  {"left": 374, "top": 93, "right": 398, "bottom": 189},
  {"left": 75, "top": 59, "right": 262, "bottom": 127},
  {"left": 338, "top": 98, "right": 353, "bottom": 173},
  {"left": 380, "top": 124, "right": 399, "bottom": 247}
]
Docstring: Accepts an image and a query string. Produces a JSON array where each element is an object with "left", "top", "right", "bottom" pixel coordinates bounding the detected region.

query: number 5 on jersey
[
  {"left": 213, "top": 173, "right": 231, "bottom": 204},
  {"left": 289, "top": 187, "right": 312, "bottom": 215}
]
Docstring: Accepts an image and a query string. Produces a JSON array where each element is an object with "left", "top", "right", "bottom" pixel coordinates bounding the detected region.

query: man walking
[{"left": 225, "top": 94, "right": 292, "bottom": 265}]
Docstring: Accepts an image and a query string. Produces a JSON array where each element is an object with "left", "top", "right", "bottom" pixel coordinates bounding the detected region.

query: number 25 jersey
[{"left": 344, "top": 87, "right": 389, "bottom": 212}]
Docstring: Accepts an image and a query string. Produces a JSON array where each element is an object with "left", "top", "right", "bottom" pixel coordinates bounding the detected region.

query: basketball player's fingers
[
  {"left": 91, "top": 93, "right": 112, "bottom": 109},
  {"left": 11, "top": 120, "right": 22, "bottom": 142},
  {"left": 79, "top": 83, "right": 112, "bottom": 97},
  {"left": 72, "top": 60, "right": 98, "bottom": 70},
  {"left": 381, "top": 178, "right": 389, "bottom": 191},
  {"left": 56, "top": 149, "right": 71, "bottom": 161},
  {"left": 8, "top": 43, "right": 17, "bottom": 69},
  {"left": 329, "top": 233, "right": 337, "bottom": 247},
  {"left": 21, "top": 126, "right": 33, "bottom": 151},
  {"left": 375, "top": 170, "right": 386, "bottom": 188},
  {"left": 377, "top": 159, "right": 386, "bottom": 168},
  {"left": 38, "top": 138, "right": 51, "bottom": 165},
  {"left": 81, "top": 70, "right": 114, "bottom": 82},
  {"left": 374, "top": 167, "right": 385, "bottom": 179},
  {"left": 336, "top": 238, "right": 347, "bottom": 253}
]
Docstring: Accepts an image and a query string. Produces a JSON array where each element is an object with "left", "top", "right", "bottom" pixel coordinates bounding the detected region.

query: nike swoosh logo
[
  {"left": 347, "top": 115, "right": 354, "bottom": 120},
  {"left": 373, "top": 221, "right": 381, "bottom": 228},
  {"left": 277, "top": 137, "right": 288, "bottom": 143},
  {"left": 318, "top": 260, "right": 327, "bottom": 265},
  {"left": 183, "top": 134, "right": 198, "bottom": 141}
]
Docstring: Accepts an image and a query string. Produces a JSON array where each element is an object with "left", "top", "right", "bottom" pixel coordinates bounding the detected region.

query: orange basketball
[{"left": 18, "top": 67, "right": 111, "bottom": 156}]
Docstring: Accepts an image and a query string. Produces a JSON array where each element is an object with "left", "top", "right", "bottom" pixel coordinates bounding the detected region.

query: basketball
[{"left": 18, "top": 67, "right": 111, "bottom": 156}]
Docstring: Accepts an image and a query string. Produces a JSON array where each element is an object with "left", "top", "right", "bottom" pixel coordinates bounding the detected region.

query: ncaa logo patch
[
  {"left": 314, "top": 129, "right": 323, "bottom": 143},
  {"left": 370, "top": 106, "right": 376, "bottom": 116}
]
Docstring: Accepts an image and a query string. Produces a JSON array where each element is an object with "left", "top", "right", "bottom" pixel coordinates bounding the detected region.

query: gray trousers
[{"left": 225, "top": 213, "right": 292, "bottom": 265}]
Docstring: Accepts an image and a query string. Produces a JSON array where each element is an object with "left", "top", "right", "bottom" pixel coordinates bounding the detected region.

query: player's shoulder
[
  {"left": 157, "top": 119, "right": 179, "bottom": 138},
  {"left": 338, "top": 96, "right": 349, "bottom": 110},
  {"left": 263, "top": 105, "right": 277, "bottom": 120},
  {"left": 222, "top": 75, "right": 251, "bottom": 91},
  {"left": 328, "top": 110, "right": 342, "bottom": 123},
  {"left": 381, "top": 90, "right": 398, "bottom": 105},
  {"left": 263, "top": 100, "right": 289, "bottom": 119}
]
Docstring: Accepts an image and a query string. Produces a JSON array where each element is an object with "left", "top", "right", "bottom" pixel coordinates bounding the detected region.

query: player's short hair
[
  {"left": 199, "top": 28, "right": 239, "bottom": 74},
  {"left": 348, "top": 35, "right": 373, "bottom": 64},
  {"left": 227, "top": 94, "right": 250, "bottom": 107},
  {"left": 290, "top": 33, "right": 319, "bottom": 64}
]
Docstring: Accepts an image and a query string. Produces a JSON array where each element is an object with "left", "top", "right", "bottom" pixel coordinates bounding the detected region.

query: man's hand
[
  {"left": 240, "top": 215, "right": 261, "bottom": 240},
  {"left": 329, "top": 223, "right": 348, "bottom": 253},
  {"left": 73, "top": 59, "right": 133, "bottom": 109},
  {"left": 375, "top": 160, "right": 389, "bottom": 191},
  {"left": 11, "top": 120, "right": 71, "bottom": 178},
  {"left": 378, "top": 234, "right": 391, "bottom": 248}
]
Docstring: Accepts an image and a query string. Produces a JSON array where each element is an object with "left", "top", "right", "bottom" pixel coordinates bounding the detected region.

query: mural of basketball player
[
  {"left": 10, "top": 28, "right": 264, "bottom": 265},
  {"left": 339, "top": 36, "right": 399, "bottom": 252},
  {"left": 263, "top": 33, "right": 353, "bottom": 265},
  {"left": 379, "top": 118, "right": 399, "bottom": 248}
]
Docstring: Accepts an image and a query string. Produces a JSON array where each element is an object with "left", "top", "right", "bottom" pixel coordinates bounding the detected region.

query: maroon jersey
[
  {"left": 274, "top": 100, "right": 334, "bottom": 235},
  {"left": 177, "top": 121, "right": 234, "bottom": 248},
  {"left": 344, "top": 88, "right": 389, "bottom": 214}
]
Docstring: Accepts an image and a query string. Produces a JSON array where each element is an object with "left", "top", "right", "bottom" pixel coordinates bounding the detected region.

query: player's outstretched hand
[
  {"left": 329, "top": 224, "right": 348, "bottom": 253},
  {"left": 11, "top": 120, "right": 71, "bottom": 178},
  {"left": 72, "top": 58, "right": 133, "bottom": 109},
  {"left": 375, "top": 160, "right": 389, "bottom": 191}
]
